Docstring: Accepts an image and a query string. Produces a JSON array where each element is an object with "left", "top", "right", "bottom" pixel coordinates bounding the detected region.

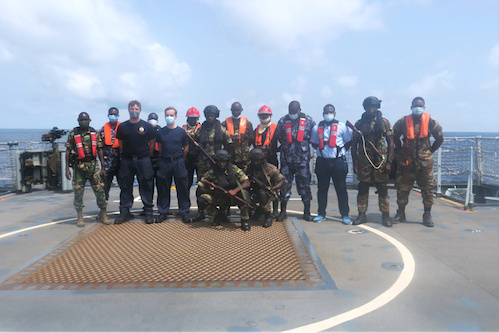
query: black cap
[{"left": 214, "top": 149, "right": 231, "bottom": 161}]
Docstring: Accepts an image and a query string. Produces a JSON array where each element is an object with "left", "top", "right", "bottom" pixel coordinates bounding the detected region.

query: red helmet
[
  {"left": 258, "top": 105, "right": 272, "bottom": 115},
  {"left": 186, "top": 107, "right": 200, "bottom": 118}
]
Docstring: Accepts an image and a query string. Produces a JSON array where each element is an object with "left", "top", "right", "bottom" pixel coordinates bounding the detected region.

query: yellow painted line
[
  {"left": 439, "top": 197, "right": 464, "bottom": 207},
  {"left": 283, "top": 211, "right": 416, "bottom": 332}
]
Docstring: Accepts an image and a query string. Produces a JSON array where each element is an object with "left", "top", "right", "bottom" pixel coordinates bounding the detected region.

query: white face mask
[
  {"left": 165, "top": 116, "right": 175, "bottom": 125},
  {"left": 324, "top": 114, "right": 335, "bottom": 122},
  {"left": 411, "top": 107, "right": 424, "bottom": 116},
  {"left": 148, "top": 119, "right": 158, "bottom": 127},
  {"left": 289, "top": 113, "right": 299, "bottom": 120}
]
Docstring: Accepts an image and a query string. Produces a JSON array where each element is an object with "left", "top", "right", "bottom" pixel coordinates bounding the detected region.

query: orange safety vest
[
  {"left": 318, "top": 122, "right": 338, "bottom": 150},
  {"left": 226, "top": 117, "right": 247, "bottom": 142},
  {"left": 405, "top": 112, "right": 430, "bottom": 143},
  {"left": 74, "top": 131, "right": 97, "bottom": 160},
  {"left": 103, "top": 122, "right": 120, "bottom": 148},
  {"left": 285, "top": 118, "right": 306, "bottom": 144},
  {"left": 183, "top": 124, "right": 201, "bottom": 135},
  {"left": 255, "top": 123, "right": 277, "bottom": 147}
]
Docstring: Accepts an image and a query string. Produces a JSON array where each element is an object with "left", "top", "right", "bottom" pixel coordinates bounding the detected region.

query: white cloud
[
  {"left": 489, "top": 44, "right": 499, "bottom": 68},
  {"left": 407, "top": 71, "right": 454, "bottom": 97},
  {"left": 337, "top": 76, "right": 358, "bottom": 88},
  {"left": 321, "top": 86, "right": 333, "bottom": 99}
]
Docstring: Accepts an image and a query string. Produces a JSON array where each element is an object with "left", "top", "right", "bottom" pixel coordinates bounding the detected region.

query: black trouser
[
  {"left": 157, "top": 157, "right": 191, "bottom": 215},
  {"left": 103, "top": 165, "right": 120, "bottom": 201},
  {"left": 119, "top": 157, "right": 154, "bottom": 216},
  {"left": 315, "top": 156, "right": 349, "bottom": 217},
  {"left": 185, "top": 159, "right": 198, "bottom": 189}
]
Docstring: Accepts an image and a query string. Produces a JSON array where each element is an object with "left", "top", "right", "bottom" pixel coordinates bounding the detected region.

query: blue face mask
[
  {"left": 165, "top": 116, "right": 175, "bottom": 125},
  {"left": 412, "top": 107, "right": 424, "bottom": 116},
  {"left": 289, "top": 113, "right": 299, "bottom": 120},
  {"left": 324, "top": 114, "right": 335, "bottom": 122},
  {"left": 108, "top": 115, "right": 119, "bottom": 122}
]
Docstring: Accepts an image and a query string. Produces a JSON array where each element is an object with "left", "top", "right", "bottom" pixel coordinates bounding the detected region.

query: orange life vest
[
  {"left": 226, "top": 117, "right": 247, "bottom": 142},
  {"left": 255, "top": 123, "right": 277, "bottom": 147},
  {"left": 405, "top": 113, "right": 430, "bottom": 142},
  {"left": 183, "top": 123, "right": 201, "bottom": 135},
  {"left": 103, "top": 122, "right": 120, "bottom": 148},
  {"left": 318, "top": 122, "right": 338, "bottom": 150},
  {"left": 74, "top": 131, "right": 97, "bottom": 160},
  {"left": 285, "top": 118, "right": 306, "bottom": 144}
]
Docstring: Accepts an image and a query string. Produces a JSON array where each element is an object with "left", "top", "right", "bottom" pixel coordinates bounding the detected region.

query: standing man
[
  {"left": 196, "top": 150, "right": 251, "bottom": 231},
  {"left": 65, "top": 112, "right": 110, "bottom": 227},
  {"left": 146, "top": 112, "right": 161, "bottom": 216},
  {"left": 114, "top": 100, "right": 157, "bottom": 224},
  {"left": 155, "top": 107, "right": 190, "bottom": 223},
  {"left": 276, "top": 101, "right": 316, "bottom": 222},
  {"left": 311, "top": 104, "right": 353, "bottom": 224},
  {"left": 183, "top": 107, "right": 202, "bottom": 189},
  {"left": 246, "top": 148, "right": 285, "bottom": 228},
  {"left": 99, "top": 107, "right": 120, "bottom": 201},
  {"left": 189, "top": 105, "right": 232, "bottom": 223},
  {"left": 351, "top": 96, "right": 394, "bottom": 227},
  {"left": 392, "top": 97, "right": 443, "bottom": 227},
  {"left": 222, "top": 101, "right": 254, "bottom": 171}
]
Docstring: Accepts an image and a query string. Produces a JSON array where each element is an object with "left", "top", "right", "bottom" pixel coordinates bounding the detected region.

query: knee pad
[
  {"left": 198, "top": 197, "right": 209, "bottom": 210},
  {"left": 358, "top": 182, "right": 370, "bottom": 195},
  {"left": 375, "top": 183, "right": 388, "bottom": 197}
]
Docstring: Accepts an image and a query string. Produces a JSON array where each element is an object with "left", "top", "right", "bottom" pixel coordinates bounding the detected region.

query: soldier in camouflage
[
  {"left": 189, "top": 105, "right": 232, "bottom": 222},
  {"left": 392, "top": 97, "right": 444, "bottom": 227},
  {"left": 246, "top": 148, "right": 285, "bottom": 228},
  {"left": 196, "top": 150, "right": 251, "bottom": 231},
  {"left": 351, "top": 96, "right": 394, "bottom": 227},
  {"left": 222, "top": 102, "right": 254, "bottom": 171},
  {"left": 65, "top": 112, "right": 110, "bottom": 227},
  {"left": 276, "top": 101, "right": 316, "bottom": 222}
]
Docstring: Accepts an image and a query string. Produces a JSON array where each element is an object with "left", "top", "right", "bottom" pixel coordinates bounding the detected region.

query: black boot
[
  {"left": 263, "top": 212, "right": 273, "bottom": 228},
  {"left": 393, "top": 207, "right": 406, "bottom": 223},
  {"left": 382, "top": 212, "right": 392, "bottom": 227},
  {"left": 423, "top": 207, "right": 434, "bottom": 227},
  {"left": 303, "top": 202, "right": 312, "bottom": 221},
  {"left": 353, "top": 212, "right": 367, "bottom": 225},
  {"left": 188, "top": 210, "right": 205, "bottom": 223},
  {"left": 276, "top": 202, "right": 287, "bottom": 222},
  {"left": 241, "top": 219, "right": 251, "bottom": 231},
  {"left": 272, "top": 200, "right": 279, "bottom": 218}
]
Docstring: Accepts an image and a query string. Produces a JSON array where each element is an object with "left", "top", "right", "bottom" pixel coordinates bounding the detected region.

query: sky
[{"left": 0, "top": 0, "right": 498, "bottom": 132}]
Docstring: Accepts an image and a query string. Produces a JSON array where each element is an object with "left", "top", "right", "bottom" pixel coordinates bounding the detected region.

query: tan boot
[
  {"left": 100, "top": 208, "right": 111, "bottom": 225},
  {"left": 76, "top": 210, "right": 85, "bottom": 227}
]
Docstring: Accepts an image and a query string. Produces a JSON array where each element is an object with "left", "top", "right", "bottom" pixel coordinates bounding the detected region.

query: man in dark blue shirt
[
  {"left": 115, "top": 100, "right": 157, "bottom": 224},
  {"left": 155, "top": 106, "right": 190, "bottom": 223}
]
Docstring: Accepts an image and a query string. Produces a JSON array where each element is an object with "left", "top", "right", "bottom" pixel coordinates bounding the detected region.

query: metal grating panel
[{"left": 0, "top": 219, "right": 329, "bottom": 292}]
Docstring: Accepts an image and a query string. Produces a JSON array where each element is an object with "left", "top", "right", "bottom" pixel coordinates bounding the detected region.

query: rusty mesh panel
[{"left": 1, "top": 220, "right": 324, "bottom": 291}]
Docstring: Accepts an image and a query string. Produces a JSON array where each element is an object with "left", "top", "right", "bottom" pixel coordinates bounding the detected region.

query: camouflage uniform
[
  {"left": 183, "top": 123, "right": 201, "bottom": 188},
  {"left": 65, "top": 129, "right": 107, "bottom": 211},
  {"left": 221, "top": 117, "right": 254, "bottom": 171},
  {"left": 393, "top": 115, "right": 443, "bottom": 208},
  {"left": 99, "top": 123, "right": 120, "bottom": 200},
  {"left": 198, "top": 164, "right": 250, "bottom": 220},
  {"left": 247, "top": 163, "right": 284, "bottom": 213},
  {"left": 194, "top": 122, "right": 232, "bottom": 179},
  {"left": 276, "top": 113, "right": 316, "bottom": 203},
  {"left": 352, "top": 116, "right": 393, "bottom": 213}
]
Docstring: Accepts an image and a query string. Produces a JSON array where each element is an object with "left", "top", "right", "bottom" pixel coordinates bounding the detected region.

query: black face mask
[
  {"left": 78, "top": 120, "right": 90, "bottom": 130},
  {"left": 187, "top": 118, "right": 198, "bottom": 126}
]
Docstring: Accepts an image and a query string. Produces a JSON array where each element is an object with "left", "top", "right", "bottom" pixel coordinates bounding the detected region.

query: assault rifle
[
  {"left": 250, "top": 176, "right": 281, "bottom": 202},
  {"left": 186, "top": 133, "right": 216, "bottom": 165},
  {"left": 346, "top": 120, "right": 384, "bottom": 159},
  {"left": 203, "top": 180, "right": 255, "bottom": 210}
]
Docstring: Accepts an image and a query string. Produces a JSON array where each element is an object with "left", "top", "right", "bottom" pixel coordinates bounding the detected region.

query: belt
[
  {"left": 318, "top": 155, "right": 345, "bottom": 160},
  {"left": 162, "top": 156, "right": 183, "bottom": 161},
  {"left": 124, "top": 155, "right": 147, "bottom": 160}
]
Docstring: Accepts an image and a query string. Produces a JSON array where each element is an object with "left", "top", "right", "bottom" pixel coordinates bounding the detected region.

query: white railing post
[{"left": 436, "top": 147, "right": 442, "bottom": 197}]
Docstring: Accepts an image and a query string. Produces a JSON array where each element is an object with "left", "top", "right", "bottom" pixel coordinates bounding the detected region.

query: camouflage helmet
[
  {"left": 203, "top": 105, "right": 220, "bottom": 118},
  {"left": 362, "top": 96, "right": 381, "bottom": 109},
  {"left": 214, "top": 149, "right": 231, "bottom": 161},
  {"left": 249, "top": 148, "right": 266, "bottom": 161}
]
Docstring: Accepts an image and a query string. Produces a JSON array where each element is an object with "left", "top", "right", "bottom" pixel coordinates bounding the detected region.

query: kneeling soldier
[
  {"left": 195, "top": 150, "right": 252, "bottom": 231},
  {"left": 65, "top": 112, "right": 110, "bottom": 227},
  {"left": 247, "top": 148, "right": 285, "bottom": 228}
]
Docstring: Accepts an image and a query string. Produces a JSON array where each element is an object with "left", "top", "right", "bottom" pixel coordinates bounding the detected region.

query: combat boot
[
  {"left": 76, "top": 210, "right": 85, "bottom": 227},
  {"left": 423, "top": 211, "right": 434, "bottom": 227},
  {"left": 353, "top": 212, "right": 367, "bottom": 225},
  {"left": 272, "top": 200, "right": 279, "bottom": 218},
  {"left": 212, "top": 210, "right": 228, "bottom": 226},
  {"left": 393, "top": 207, "right": 406, "bottom": 224},
  {"left": 100, "top": 208, "right": 111, "bottom": 225},
  {"left": 382, "top": 212, "right": 392, "bottom": 227},
  {"left": 263, "top": 212, "right": 273, "bottom": 228},
  {"left": 241, "top": 219, "right": 251, "bottom": 231},
  {"left": 303, "top": 202, "right": 313, "bottom": 221},
  {"left": 276, "top": 202, "right": 287, "bottom": 222},
  {"left": 188, "top": 210, "right": 205, "bottom": 223}
]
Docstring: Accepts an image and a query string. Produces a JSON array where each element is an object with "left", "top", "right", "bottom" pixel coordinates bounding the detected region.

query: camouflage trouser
[
  {"left": 233, "top": 160, "right": 249, "bottom": 173},
  {"left": 396, "top": 161, "right": 435, "bottom": 208},
  {"left": 280, "top": 159, "right": 312, "bottom": 203},
  {"left": 72, "top": 160, "right": 107, "bottom": 211},
  {"left": 250, "top": 188, "right": 273, "bottom": 213},
  {"left": 356, "top": 159, "right": 389, "bottom": 213},
  {"left": 200, "top": 190, "right": 250, "bottom": 220},
  {"left": 197, "top": 159, "right": 214, "bottom": 182}
]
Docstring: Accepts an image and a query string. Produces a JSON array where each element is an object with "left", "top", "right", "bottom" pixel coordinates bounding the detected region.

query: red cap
[{"left": 258, "top": 105, "right": 272, "bottom": 115}]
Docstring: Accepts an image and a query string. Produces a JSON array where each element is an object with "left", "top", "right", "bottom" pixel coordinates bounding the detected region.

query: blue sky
[{"left": 0, "top": 0, "right": 498, "bottom": 132}]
